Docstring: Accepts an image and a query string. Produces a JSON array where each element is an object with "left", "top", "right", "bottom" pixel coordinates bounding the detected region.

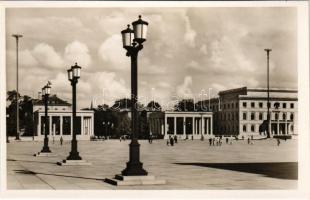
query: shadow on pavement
[
  {"left": 7, "top": 159, "right": 57, "bottom": 165},
  {"left": 14, "top": 169, "right": 105, "bottom": 181},
  {"left": 174, "top": 162, "right": 297, "bottom": 180}
]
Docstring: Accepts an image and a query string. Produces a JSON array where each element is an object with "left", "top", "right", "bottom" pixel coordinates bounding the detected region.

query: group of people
[
  {"left": 208, "top": 137, "right": 233, "bottom": 146},
  {"left": 167, "top": 135, "right": 178, "bottom": 146}
]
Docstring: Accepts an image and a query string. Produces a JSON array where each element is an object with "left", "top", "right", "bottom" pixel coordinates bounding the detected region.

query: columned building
[
  {"left": 164, "top": 111, "right": 213, "bottom": 139},
  {"left": 32, "top": 95, "right": 94, "bottom": 140},
  {"left": 208, "top": 87, "right": 298, "bottom": 138}
]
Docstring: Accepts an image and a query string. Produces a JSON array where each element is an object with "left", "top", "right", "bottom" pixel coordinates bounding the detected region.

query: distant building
[
  {"left": 208, "top": 87, "right": 298, "bottom": 138},
  {"left": 32, "top": 95, "right": 94, "bottom": 141}
]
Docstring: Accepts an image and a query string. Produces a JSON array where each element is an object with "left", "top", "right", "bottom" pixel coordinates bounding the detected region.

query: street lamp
[
  {"left": 12, "top": 34, "right": 22, "bottom": 140},
  {"left": 120, "top": 15, "right": 148, "bottom": 176},
  {"left": 40, "top": 83, "right": 52, "bottom": 153},
  {"left": 264, "top": 49, "right": 272, "bottom": 138},
  {"left": 66, "top": 63, "right": 82, "bottom": 160}
]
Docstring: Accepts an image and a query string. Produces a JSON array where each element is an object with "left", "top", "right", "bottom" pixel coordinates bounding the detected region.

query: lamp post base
[
  {"left": 121, "top": 139, "right": 148, "bottom": 176},
  {"left": 66, "top": 151, "right": 82, "bottom": 160},
  {"left": 40, "top": 146, "right": 51, "bottom": 153}
]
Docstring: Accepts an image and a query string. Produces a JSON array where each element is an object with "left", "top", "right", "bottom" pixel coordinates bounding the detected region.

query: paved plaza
[{"left": 6, "top": 138, "right": 298, "bottom": 190}]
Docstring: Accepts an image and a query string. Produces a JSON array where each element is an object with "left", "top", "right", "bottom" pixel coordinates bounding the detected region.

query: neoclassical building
[
  {"left": 208, "top": 87, "right": 298, "bottom": 138},
  {"left": 148, "top": 111, "right": 214, "bottom": 139},
  {"left": 32, "top": 95, "right": 94, "bottom": 140}
]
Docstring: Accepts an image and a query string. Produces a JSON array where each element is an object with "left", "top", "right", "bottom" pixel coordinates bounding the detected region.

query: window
[
  {"left": 55, "top": 108, "right": 58, "bottom": 110},
  {"left": 63, "top": 108, "right": 66, "bottom": 110},
  {"left": 231, "top": 103, "right": 234, "bottom": 109},
  {"left": 243, "top": 102, "right": 247, "bottom": 108},
  {"left": 251, "top": 125, "right": 255, "bottom": 132},
  {"left": 290, "top": 103, "right": 294, "bottom": 109},
  {"left": 243, "top": 113, "right": 247, "bottom": 120},
  {"left": 283, "top": 103, "right": 287, "bottom": 109},
  {"left": 259, "top": 113, "right": 263, "bottom": 120},
  {"left": 283, "top": 113, "right": 286, "bottom": 120},
  {"left": 275, "top": 113, "right": 279, "bottom": 120},
  {"left": 259, "top": 102, "right": 263, "bottom": 108},
  {"left": 232, "top": 114, "right": 234, "bottom": 121},
  {"left": 224, "top": 104, "right": 226, "bottom": 109},
  {"left": 290, "top": 113, "right": 294, "bottom": 120},
  {"left": 228, "top": 104, "right": 230, "bottom": 109},
  {"left": 251, "top": 112, "right": 255, "bottom": 120},
  {"left": 236, "top": 102, "right": 238, "bottom": 107},
  {"left": 251, "top": 102, "right": 255, "bottom": 108},
  {"left": 243, "top": 125, "right": 247, "bottom": 132}
]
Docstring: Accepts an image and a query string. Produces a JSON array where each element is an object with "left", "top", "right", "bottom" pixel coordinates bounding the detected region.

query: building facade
[
  {"left": 32, "top": 95, "right": 94, "bottom": 140},
  {"left": 209, "top": 87, "right": 298, "bottom": 138}
]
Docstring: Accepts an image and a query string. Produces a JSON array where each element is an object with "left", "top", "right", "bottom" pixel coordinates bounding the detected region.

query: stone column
[
  {"left": 192, "top": 117, "right": 195, "bottom": 135},
  {"left": 38, "top": 113, "right": 41, "bottom": 136},
  {"left": 81, "top": 116, "right": 84, "bottom": 136},
  {"left": 202, "top": 118, "right": 205, "bottom": 135},
  {"left": 49, "top": 115, "right": 52, "bottom": 136},
  {"left": 174, "top": 117, "right": 176, "bottom": 135}
]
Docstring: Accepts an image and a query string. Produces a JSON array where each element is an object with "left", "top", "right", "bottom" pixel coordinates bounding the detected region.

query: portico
[
  {"left": 33, "top": 110, "right": 94, "bottom": 141},
  {"left": 164, "top": 111, "right": 213, "bottom": 139}
]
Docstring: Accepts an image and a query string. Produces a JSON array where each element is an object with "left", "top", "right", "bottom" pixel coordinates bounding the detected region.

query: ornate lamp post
[
  {"left": 40, "top": 83, "right": 52, "bottom": 153},
  {"left": 264, "top": 49, "right": 272, "bottom": 138},
  {"left": 66, "top": 63, "right": 82, "bottom": 160},
  {"left": 121, "top": 15, "right": 149, "bottom": 176}
]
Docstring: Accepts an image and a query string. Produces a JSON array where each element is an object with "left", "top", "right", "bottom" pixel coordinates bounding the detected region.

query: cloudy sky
[{"left": 6, "top": 7, "right": 297, "bottom": 109}]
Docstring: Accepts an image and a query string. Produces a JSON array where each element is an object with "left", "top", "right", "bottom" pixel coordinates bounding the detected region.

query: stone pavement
[{"left": 6, "top": 139, "right": 298, "bottom": 190}]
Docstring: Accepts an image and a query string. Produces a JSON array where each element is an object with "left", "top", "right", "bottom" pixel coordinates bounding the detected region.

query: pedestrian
[
  {"left": 229, "top": 137, "right": 233, "bottom": 145},
  {"left": 170, "top": 136, "right": 174, "bottom": 146},
  {"left": 212, "top": 138, "right": 215, "bottom": 146},
  {"left": 52, "top": 136, "right": 55, "bottom": 144},
  {"left": 174, "top": 135, "right": 178, "bottom": 144},
  {"left": 247, "top": 137, "right": 250, "bottom": 144},
  {"left": 60, "top": 136, "right": 63, "bottom": 146},
  {"left": 226, "top": 137, "right": 229, "bottom": 144},
  {"left": 191, "top": 135, "right": 194, "bottom": 140},
  {"left": 277, "top": 138, "right": 281, "bottom": 146},
  {"left": 209, "top": 138, "right": 212, "bottom": 146},
  {"left": 167, "top": 139, "right": 170, "bottom": 146},
  {"left": 201, "top": 135, "right": 204, "bottom": 141}
]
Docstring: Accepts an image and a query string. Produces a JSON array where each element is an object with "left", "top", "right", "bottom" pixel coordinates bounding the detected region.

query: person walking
[
  {"left": 209, "top": 138, "right": 212, "bottom": 146},
  {"left": 226, "top": 137, "right": 229, "bottom": 144},
  {"left": 277, "top": 138, "right": 281, "bottom": 146},
  {"left": 170, "top": 136, "right": 174, "bottom": 146},
  {"left": 60, "top": 136, "right": 63, "bottom": 146},
  {"left": 247, "top": 137, "right": 250, "bottom": 145},
  {"left": 174, "top": 135, "right": 178, "bottom": 144}
]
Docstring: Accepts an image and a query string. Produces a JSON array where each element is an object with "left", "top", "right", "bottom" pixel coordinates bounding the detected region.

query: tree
[
  {"left": 174, "top": 99, "right": 195, "bottom": 111},
  {"left": 146, "top": 101, "right": 161, "bottom": 111},
  {"left": 111, "top": 98, "right": 144, "bottom": 111},
  {"left": 20, "top": 95, "right": 34, "bottom": 136}
]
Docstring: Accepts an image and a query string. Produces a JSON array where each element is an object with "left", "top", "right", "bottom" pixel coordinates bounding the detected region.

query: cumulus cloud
[
  {"left": 176, "top": 76, "right": 194, "bottom": 99},
  {"left": 98, "top": 34, "right": 128, "bottom": 70},
  {"left": 90, "top": 71, "right": 129, "bottom": 106},
  {"left": 19, "top": 49, "right": 38, "bottom": 67},
  {"left": 64, "top": 41, "right": 92, "bottom": 68},
  {"left": 183, "top": 15, "right": 197, "bottom": 48},
  {"left": 32, "top": 43, "right": 64, "bottom": 69}
]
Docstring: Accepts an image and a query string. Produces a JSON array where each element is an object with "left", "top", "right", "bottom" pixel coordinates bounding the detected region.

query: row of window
[
  {"left": 242, "top": 102, "right": 295, "bottom": 109},
  {"left": 38, "top": 107, "right": 67, "bottom": 111},
  {"left": 242, "top": 112, "right": 294, "bottom": 121},
  {"left": 219, "top": 124, "right": 294, "bottom": 133}
]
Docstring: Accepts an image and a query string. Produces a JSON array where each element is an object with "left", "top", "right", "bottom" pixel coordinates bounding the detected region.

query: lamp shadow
[
  {"left": 13, "top": 169, "right": 105, "bottom": 181},
  {"left": 174, "top": 162, "right": 297, "bottom": 180}
]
